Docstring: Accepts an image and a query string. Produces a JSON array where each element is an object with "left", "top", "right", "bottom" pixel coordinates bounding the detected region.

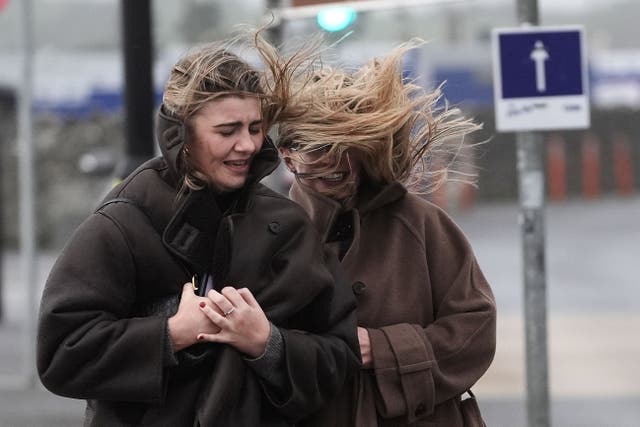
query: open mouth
[
  {"left": 319, "top": 172, "right": 348, "bottom": 182},
  {"left": 224, "top": 159, "right": 250, "bottom": 168},
  {"left": 295, "top": 170, "right": 350, "bottom": 183}
]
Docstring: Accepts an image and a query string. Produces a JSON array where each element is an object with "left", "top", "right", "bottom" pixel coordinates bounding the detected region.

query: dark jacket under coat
[{"left": 36, "top": 107, "right": 360, "bottom": 426}]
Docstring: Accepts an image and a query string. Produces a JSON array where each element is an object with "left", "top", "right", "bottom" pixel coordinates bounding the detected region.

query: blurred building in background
[{"left": 0, "top": 0, "right": 638, "bottom": 248}]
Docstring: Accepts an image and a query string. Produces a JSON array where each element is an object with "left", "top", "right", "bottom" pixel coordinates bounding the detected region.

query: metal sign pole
[
  {"left": 517, "top": 132, "right": 550, "bottom": 427},
  {"left": 516, "top": 0, "right": 550, "bottom": 426},
  {"left": 18, "top": 0, "right": 37, "bottom": 389}
]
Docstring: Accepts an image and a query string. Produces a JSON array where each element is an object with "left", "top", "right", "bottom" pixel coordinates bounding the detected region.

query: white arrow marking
[{"left": 530, "top": 40, "right": 549, "bottom": 92}]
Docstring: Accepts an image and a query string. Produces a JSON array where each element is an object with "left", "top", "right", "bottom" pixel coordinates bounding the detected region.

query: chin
[
  {"left": 319, "top": 190, "right": 354, "bottom": 203},
  {"left": 321, "top": 182, "right": 357, "bottom": 200},
  {"left": 212, "top": 178, "right": 248, "bottom": 193}
]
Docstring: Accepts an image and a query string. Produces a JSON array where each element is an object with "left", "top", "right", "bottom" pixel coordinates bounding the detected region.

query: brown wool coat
[
  {"left": 36, "top": 108, "right": 360, "bottom": 427},
  {"left": 291, "top": 181, "right": 497, "bottom": 427}
]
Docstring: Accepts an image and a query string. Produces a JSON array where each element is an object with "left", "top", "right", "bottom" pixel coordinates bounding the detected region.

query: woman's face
[
  {"left": 282, "top": 146, "right": 363, "bottom": 202},
  {"left": 188, "top": 96, "right": 263, "bottom": 193}
]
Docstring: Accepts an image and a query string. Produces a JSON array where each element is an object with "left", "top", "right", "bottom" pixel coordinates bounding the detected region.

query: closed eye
[
  {"left": 215, "top": 120, "right": 262, "bottom": 137},
  {"left": 216, "top": 125, "right": 237, "bottom": 137}
]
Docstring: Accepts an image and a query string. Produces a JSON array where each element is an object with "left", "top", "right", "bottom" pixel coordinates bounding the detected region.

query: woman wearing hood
[
  {"left": 36, "top": 36, "right": 360, "bottom": 426},
  {"left": 278, "top": 42, "right": 496, "bottom": 426}
]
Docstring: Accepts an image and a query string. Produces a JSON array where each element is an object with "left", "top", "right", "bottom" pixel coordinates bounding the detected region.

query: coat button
[
  {"left": 352, "top": 281, "right": 367, "bottom": 295},
  {"left": 414, "top": 402, "right": 426, "bottom": 416},
  {"left": 268, "top": 221, "right": 281, "bottom": 234}
]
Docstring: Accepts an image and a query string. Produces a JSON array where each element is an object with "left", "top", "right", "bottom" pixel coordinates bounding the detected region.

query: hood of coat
[
  {"left": 155, "top": 104, "right": 280, "bottom": 188},
  {"left": 290, "top": 179, "right": 407, "bottom": 239}
]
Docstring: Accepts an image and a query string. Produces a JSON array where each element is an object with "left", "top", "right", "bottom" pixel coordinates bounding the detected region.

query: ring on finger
[{"left": 223, "top": 307, "right": 236, "bottom": 317}]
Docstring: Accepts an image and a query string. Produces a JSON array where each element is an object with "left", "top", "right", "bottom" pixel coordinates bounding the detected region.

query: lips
[
  {"left": 319, "top": 172, "right": 347, "bottom": 182},
  {"left": 223, "top": 158, "right": 251, "bottom": 171}
]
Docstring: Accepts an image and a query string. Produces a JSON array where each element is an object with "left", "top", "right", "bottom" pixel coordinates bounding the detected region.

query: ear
[{"left": 278, "top": 148, "right": 296, "bottom": 173}]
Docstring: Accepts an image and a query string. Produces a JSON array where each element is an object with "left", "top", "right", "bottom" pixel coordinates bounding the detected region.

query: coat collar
[
  {"left": 290, "top": 179, "right": 407, "bottom": 241},
  {"left": 162, "top": 188, "right": 224, "bottom": 272},
  {"left": 157, "top": 130, "right": 281, "bottom": 273}
]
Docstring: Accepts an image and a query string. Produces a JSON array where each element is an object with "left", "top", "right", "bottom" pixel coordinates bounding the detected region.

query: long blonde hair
[{"left": 276, "top": 39, "right": 482, "bottom": 194}]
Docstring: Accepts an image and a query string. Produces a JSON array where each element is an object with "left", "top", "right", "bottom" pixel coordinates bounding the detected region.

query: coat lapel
[{"left": 162, "top": 190, "right": 223, "bottom": 272}]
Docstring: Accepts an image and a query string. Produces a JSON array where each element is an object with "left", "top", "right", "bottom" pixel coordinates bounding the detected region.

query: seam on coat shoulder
[
  {"left": 388, "top": 213, "right": 427, "bottom": 253},
  {"left": 95, "top": 210, "right": 138, "bottom": 289},
  {"left": 113, "top": 159, "right": 168, "bottom": 198}
]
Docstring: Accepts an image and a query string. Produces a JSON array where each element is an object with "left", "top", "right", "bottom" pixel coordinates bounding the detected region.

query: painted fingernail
[
  {"left": 199, "top": 302, "right": 206, "bottom": 308},
  {"left": 197, "top": 335, "right": 203, "bottom": 340}
]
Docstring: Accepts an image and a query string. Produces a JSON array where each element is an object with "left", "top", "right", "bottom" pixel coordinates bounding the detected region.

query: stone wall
[{"left": 0, "top": 102, "right": 124, "bottom": 249}]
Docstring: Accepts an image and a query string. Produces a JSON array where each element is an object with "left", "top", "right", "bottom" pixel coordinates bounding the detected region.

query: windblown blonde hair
[
  {"left": 161, "top": 31, "right": 320, "bottom": 191},
  {"left": 276, "top": 39, "right": 482, "bottom": 194}
]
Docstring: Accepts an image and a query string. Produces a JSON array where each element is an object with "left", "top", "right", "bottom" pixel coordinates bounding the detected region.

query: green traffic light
[{"left": 317, "top": 6, "right": 357, "bottom": 32}]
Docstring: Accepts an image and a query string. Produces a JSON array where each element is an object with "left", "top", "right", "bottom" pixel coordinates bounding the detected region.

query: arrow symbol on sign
[{"left": 530, "top": 40, "right": 549, "bottom": 92}]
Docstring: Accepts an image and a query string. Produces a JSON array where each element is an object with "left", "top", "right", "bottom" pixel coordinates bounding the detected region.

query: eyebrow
[{"left": 213, "top": 119, "right": 262, "bottom": 128}]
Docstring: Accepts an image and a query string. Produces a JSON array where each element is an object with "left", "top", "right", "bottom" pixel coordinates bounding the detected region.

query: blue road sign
[
  {"left": 498, "top": 30, "right": 584, "bottom": 99},
  {"left": 492, "top": 26, "right": 590, "bottom": 132}
]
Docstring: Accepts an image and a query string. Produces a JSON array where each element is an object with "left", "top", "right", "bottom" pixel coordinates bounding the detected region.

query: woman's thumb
[{"left": 182, "top": 282, "right": 194, "bottom": 296}]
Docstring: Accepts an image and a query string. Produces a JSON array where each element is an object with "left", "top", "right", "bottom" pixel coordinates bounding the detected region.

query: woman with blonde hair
[
  {"left": 278, "top": 41, "right": 497, "bottom": 426},
  {"left": 37, "top": 35, "right": 360, "bottom": 426}
]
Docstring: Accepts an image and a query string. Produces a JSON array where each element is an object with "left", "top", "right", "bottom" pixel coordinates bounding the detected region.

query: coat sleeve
[
  {"left": 254, "top": 214, "right": 362, "bottom": 422},
  {"left": 367, "top": 208, "right": 496, "bottom": 423},
  {"left": 276, "top": 273, "right": 361, "bottom": 421},
  {"left": 37, "top": 212, "right": 173, "bottom": 403}
]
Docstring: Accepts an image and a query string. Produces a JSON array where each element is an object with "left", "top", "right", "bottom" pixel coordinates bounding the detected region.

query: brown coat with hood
[
  {"left": 291, "top": 180, "right": 496, "bottom": 427},
  {"left": 36, "top": 106, "right": 360, "bottom": 427}
]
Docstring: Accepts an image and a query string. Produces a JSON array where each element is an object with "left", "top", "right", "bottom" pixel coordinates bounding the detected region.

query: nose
[{"left": 234, "top": 129, "right": 258, "bottom": 154}]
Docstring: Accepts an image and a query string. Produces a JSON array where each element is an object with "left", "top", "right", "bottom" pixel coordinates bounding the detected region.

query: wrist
[
  {"left": 245, "top": 322, "right": 271, "bottom": 358},
  {"left": 167, "top": 315, "right": 191, "bottom": 352}
]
